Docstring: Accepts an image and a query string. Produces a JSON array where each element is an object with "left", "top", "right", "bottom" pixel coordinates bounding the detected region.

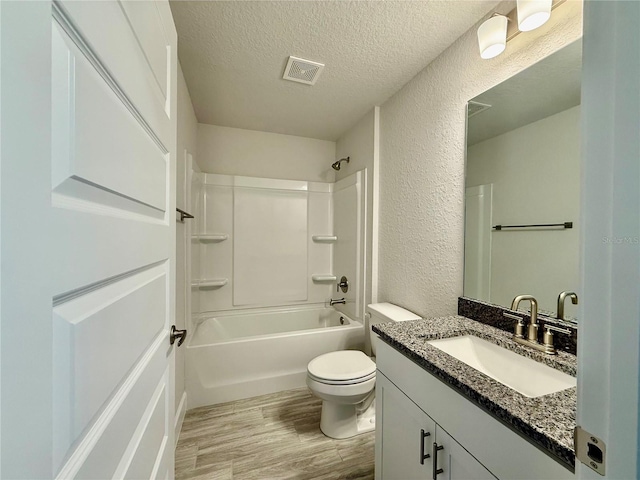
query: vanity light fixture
[
  {"left": 478, "top": 0, "right": 566, "bottom": 60},
  {"left": 517, "top": 0, "right": 552, "bottom": 32},
  {"left": 477, "top": 14, "right": 508, "bottom": 60}
]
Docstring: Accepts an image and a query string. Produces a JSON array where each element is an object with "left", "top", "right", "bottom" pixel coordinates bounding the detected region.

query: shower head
[{"left": 331, "top": 157, "right": 350, "bottom": 171}]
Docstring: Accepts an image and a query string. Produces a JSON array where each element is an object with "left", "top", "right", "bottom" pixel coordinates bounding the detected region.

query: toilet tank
[{"left": 366, "top": 303, "right": 421, "bottom": 356}]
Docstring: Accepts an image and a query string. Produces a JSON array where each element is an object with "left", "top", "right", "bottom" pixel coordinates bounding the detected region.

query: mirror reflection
[{"left": 464, "top": 41, "right": 582, "bottom": 322}]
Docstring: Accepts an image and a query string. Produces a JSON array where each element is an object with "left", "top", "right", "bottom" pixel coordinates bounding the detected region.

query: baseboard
[{"left": 174, "top": 391, "right": 187, "bottom": 446}]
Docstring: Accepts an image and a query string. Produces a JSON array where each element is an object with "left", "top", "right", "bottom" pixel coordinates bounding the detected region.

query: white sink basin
[{"left": 427, "top": 335, "right": 576, "bottom": 398}]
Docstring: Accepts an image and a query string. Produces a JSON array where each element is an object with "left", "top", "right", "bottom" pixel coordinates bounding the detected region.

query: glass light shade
[
  {"left": 477, "top": 15, "right": 507, "bottom": 60},
  {"left": 517, "top": 0, "right": 552, "bottom": 32}
]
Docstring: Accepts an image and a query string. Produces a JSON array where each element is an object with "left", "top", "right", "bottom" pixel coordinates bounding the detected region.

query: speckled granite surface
[
  {"left": 373, "top": 315, "right": 576, "bottom": 470},
  {"left": 458, "top": 297, "right": 579, "bottom": 355}
]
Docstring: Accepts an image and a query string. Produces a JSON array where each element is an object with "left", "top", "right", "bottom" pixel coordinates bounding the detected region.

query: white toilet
[{"left": 306, "top": 302, "right": 421, "bottom": 439}]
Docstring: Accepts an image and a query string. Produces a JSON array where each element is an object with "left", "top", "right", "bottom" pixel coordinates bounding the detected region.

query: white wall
[
  {"left": 377, "top": 1, "right": 583, "bottom": 318},
  {"left": 466, "top": 106, "right": 580, "bottom": 314},
  {"left": 336, "top": 107, "right": 378, "bottom": 313},
  {"left": 197, "top": 124, "right": 336, "bottom": 182},
  {"left": 175, "top": 64, "right": 198, "bottom": 431}
]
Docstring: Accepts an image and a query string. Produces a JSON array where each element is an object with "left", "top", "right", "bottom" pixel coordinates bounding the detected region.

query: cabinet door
[
  {"left": 433, "top": 426, "right": 497, "bottom": 480},
  {"left": 376, "top": 372, "right": 435, "bottom": 479}
]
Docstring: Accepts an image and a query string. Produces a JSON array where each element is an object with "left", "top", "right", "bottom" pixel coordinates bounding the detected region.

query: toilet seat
[
  {"left": 307, "top": 370, "right": 376, "bottom": 386},
  {"left": 307, "top": 350, "right": 376, "bottom": 384}
]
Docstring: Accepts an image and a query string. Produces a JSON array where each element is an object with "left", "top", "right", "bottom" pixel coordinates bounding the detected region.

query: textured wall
[
  {"left": 170, "top": 1, "right": 498, "bottom": 140},
  {"left": 335, "top": 108, "right": 375, "bottom": 177},
  {"left": 378, "top": 1, "right": 583, "bottom": 318},
  {"left": 197, "top": 123, "right": 336, "bottom": 182}
]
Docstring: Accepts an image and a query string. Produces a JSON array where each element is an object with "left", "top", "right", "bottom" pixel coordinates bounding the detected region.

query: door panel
[
  {"left": 376, "top": 373, "right": 435, "bottom": 479},
  {"left": 119, "top": 380, "right": 169, "bottom": 480},
  {"left": 50, "top": 1, "right": 177, "bottom": 478},
  {"left": 118, "top": 1, "right": 171, "bottom": 100},
  {"left": 1, "top": 0, "right": 176, "bottom": 476},
  {"left": 52, "top": 265, "right": 167, "bottom": 446},
  {"left": 435, "top": 427, "right": 496, "bottom": 480},
  {"left": 59, "top": 337, "right": 169, "bottom": 478},
  {"left": 54, "top": 1, "right": 171, "bottom": 141},
  {"left": 51, "top": 18, "right": 168, "bottom": 217}
]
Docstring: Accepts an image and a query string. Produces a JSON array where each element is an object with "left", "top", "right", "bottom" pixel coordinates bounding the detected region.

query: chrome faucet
[
  {"left": 557, "top": 291, "right": 578, "bottom": 320},
  {"left": 511, "top": 295, "right": 539, "bottom": 342},
  {"left": 330, "top": 298, "right": 345, "bottom": 306}
]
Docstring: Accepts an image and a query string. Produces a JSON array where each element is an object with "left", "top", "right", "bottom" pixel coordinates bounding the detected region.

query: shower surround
[{"left": 187, "top": 171, "right": 366, "bottom": 404}]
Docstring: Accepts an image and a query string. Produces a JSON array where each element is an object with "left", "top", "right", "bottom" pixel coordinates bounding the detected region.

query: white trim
[
  {"left": 55, "top": 333, "right": 167, "bottom": 479},
  {"left": 113, "top": 375, "right": 167, "bottom": 478},
  {"left": 0, "top": 3, "right": 4, "bottom": 476},
  {"left": 174, "top": 391, "right": 187, "bottom": 446},
  {"left": 360, "top": 168, "right": 368, "bottom": 321},
  {"left": 371, "top": 106, "right": 380, "bottom": 304}
]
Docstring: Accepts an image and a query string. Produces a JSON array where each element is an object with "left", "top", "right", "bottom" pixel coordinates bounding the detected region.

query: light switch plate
[{"left": 574, "top": 426, "right": 606, "bottom": 476}]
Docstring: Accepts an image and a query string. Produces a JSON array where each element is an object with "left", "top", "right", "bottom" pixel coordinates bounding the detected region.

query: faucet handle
[
  {"left": 545, "top": 324, "right": 572, "bottom": 335},
  {"left": 542, "top": 324, "right": 572, "bottom": 354},
  {"left": 503, "top": 311, "right": 526, "bottom": 338}
]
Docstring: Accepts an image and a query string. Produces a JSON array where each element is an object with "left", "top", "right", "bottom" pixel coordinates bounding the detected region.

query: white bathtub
[{"left": 186, "top": 305, "right": 364, "bottom": 407}]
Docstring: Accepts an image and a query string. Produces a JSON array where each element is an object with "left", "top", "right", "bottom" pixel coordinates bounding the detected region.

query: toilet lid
[{"left": 307, "top": 350, "right": 376, "bottom": 382}]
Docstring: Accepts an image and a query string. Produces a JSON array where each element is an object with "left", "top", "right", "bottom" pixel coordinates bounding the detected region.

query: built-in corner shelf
[
  {"left": 311, "top": 274, "right": 337, "bottom": 283},
  {"left": 312, "top": 235, "right": 338, "bottom": 243},
  {"left": 192, "top": 279, "right": 228, "bottom": 289},
  {"left": 193, "top": 234, "right": 229, "bottom": 243}
]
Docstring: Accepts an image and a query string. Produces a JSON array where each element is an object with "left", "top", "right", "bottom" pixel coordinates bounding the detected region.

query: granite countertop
[{"left": 373, "top": 315, "right": 577, "bottom": 470}]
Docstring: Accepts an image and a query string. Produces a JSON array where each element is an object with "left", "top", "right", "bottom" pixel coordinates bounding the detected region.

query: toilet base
[{"left": 319, "top": 396, "right": 376, "bottom": 439}]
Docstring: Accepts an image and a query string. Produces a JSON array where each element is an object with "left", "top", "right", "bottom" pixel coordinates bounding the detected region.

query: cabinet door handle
[
  {"left": 432, "top": 442, "right": 444, "bottom": 479},
  {"left": 420, "top": 429, "right": 431, "bottom": 464}
]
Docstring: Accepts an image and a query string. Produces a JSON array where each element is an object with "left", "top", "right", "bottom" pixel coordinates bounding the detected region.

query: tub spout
[{"left": 330, "top": 298, "right": 346, "bottom": 306}]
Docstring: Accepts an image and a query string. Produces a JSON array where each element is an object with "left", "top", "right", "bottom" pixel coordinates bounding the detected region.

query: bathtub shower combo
[
  {"left": 187, "top": 305, "right": 363, "bottom": 407},
  {"left": 186, "top": 171, "right": 368, "bottom": 411}
]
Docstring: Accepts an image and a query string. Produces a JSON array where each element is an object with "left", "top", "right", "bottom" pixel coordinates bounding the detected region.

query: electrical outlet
[{"left": 574, "top": 426, "right": 606, "bottom": 476}]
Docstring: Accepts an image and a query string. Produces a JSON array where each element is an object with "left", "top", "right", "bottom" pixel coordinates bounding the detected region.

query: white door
[{"left": 0, "top": 1, "right": 178, "bottom": 478}]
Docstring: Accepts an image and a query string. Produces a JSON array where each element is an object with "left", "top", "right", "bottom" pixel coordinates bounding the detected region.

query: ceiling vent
[
  {"left": 283, "top": 56, "right": 325, "bottom": 85},
  {"left": 467, "top": 100, "right": 492, "bottom": 118}
]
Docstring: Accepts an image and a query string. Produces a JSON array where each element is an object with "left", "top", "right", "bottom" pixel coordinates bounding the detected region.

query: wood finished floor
[{"left": 175, "top": 388, "right": 375, "bottom": 480}]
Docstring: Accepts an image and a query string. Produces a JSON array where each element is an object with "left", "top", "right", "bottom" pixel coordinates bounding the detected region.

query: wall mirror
[{"left": 464, "top": 40, "right": 581, "bottom": 322}]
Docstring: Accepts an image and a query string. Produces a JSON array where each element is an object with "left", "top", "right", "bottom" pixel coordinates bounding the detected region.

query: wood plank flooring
[{"left": 175, "top": 388, "right": 375, "bottom": 480}]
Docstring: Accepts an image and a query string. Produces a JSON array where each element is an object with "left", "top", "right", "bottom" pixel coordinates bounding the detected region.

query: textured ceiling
[
  {"left": 170, "top": 1, "right": 500, "bottom": 141},
  {"left": 468, "top": 40, "right": 582, "bottom": 145}
]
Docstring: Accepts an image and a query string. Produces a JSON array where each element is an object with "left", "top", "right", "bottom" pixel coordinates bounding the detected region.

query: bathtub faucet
[{"left": 330, "top": 298, "right": 346, "bottom": 306}]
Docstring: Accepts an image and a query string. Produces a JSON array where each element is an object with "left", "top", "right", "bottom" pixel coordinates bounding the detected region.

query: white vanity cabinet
[
  {"left": 375, "top": 340, "right": 574, "bottom": 480},
  {"left": 376, "top": 372, "right": 495, "bottom": 479}
]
